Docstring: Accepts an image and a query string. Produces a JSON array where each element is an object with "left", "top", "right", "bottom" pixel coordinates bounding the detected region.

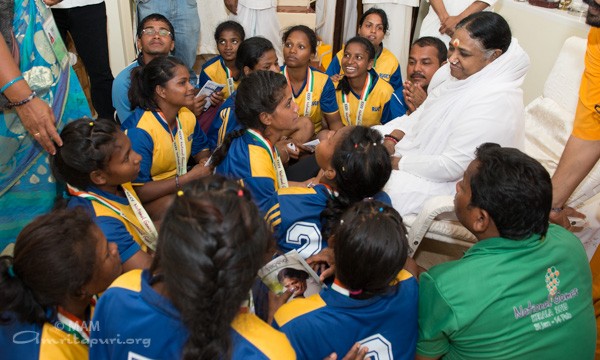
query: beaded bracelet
[
  {"left": 7, "top": 91, "right": 36, "bottom": 108},
  {"left": 384, "top": 134, "right": 399, "bottom": 145},
  {"left": 550, "top": 207, "right": 563, "bottom": 213},
  {"left": 1, "top": 75, "right": 24, "bottom": 93},
  {"left": 386, "top": 133, "right": 401, "bottom": 142}
]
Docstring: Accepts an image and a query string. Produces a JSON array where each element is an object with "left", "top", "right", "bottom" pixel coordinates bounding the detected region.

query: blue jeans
[{"left": 137, "top": 0, "right": 200, "bottom": 80}]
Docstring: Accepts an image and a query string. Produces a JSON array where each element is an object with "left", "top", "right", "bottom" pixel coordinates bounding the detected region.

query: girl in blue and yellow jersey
[
  {"left": 52, "top": 118, "right": 155, "bottom": 271},
  {"left": 335, "top": 37, "right": 394, "bottom": 128},
  {"left": 281, "top": 25, "right": 343, "bottom": 135},
  {"left": 90, "top": 176, "right": 296, "bottom": 360},
  {"left": 274, "top": 201, "right": 418, "bottom": 360},
  {"left": 264, "top": 126, "right": 391, "bottom": 260},
  {"left": 326, "top": 8, "right": 403, "bottom": 90},
  {"left": 207, "top": 37, "right": 314, "bottom": 151},
  {"left": 0, "top": 208, "right": 122, "bottom": 360},
  {"left": 198, "top": 21, "right": 245, "bottom": 100},
  {"left": 213, "top": 71, "right": 313, "bottom": 214},
  {"left": 123, "top": 56, "right": 213, "bottom": 222}
]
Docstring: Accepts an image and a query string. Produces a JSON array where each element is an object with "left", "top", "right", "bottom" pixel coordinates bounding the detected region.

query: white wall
[{"left": 496, "top": 0, "right": 589, "bottom": 103}]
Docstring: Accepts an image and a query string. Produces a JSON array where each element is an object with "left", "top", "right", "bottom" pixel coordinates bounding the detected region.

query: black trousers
[{"left": 52, "top": 2, "right": 114, "bottom": 119}]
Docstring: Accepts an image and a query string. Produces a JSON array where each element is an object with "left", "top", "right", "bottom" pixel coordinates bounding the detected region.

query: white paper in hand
[{"left": 196, "top": 80, "right": 225, "bottom": 110}]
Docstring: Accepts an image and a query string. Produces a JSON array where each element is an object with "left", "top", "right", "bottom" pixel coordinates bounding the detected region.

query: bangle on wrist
[
  {"left": 1, "top": 75, "right": 24, "bottom": 93},
  {"left": 551, "top": 207, "right": 563, "bottom": 213},
  {"left": 384, "top": 134, "right": 399, "bottom": 145},
  {"left": 7, "top": 91, "right": 36, "bottom": 108}
]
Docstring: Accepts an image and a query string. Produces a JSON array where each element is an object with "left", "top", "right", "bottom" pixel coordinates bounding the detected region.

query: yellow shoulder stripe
[
  {"left": 274, "top": 293, "right": 326, "bottom": 327},
  {"left": 396, "top": 269, "right": 413, "bottom": 282},
  {"left": 232, "top": 313, "right": 296, "bottom": 359},
  {"left": 248, "top": 145, "right": 277, "bottom": 180},
  {"left": 109, "top": 269, "right": 143, "bottom": 292}
]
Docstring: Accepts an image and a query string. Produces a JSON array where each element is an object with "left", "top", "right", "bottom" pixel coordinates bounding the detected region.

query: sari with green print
[{"left": 0, "top": 0, "right": 91, "bottom": 252}]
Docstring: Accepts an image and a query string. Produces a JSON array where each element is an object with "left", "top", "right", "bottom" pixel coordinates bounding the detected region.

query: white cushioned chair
[{"left": 405, "top": 36, "right": 589, "bottom": 256}]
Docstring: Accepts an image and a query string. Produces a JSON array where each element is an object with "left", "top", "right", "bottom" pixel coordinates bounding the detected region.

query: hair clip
[
  {"left": 341, "top": 166, "right": 346, "bottom": 172},
  {"left": 177, "top": 190, "right": 184, "bottom": 197},
  {"left": 7, "top": 265, "right": 16, "bottom": 279},
  {"left": 379, "top": 207, "right": 383, "bottom": 213},
  {"left": 89, "top": 121, "right": 94, "bottom": 127},
  {"left": 349, "top": 289, "right": 363, "bottom": 296},
  {"left": 237, "top": 189, "right": 244, "bottom": 197},
  {"left": 354, "top": 143, "right": 358, "bottom": 149}
]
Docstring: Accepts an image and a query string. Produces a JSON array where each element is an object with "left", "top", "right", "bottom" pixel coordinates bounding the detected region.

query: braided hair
[{"left": 151, "top": 175, "right": 271, "bottom": 360}]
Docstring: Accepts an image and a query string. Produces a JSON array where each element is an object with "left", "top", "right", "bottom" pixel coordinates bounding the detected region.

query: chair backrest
[{"left": 525, "top": 35, "right": 600, "bottom": 206}]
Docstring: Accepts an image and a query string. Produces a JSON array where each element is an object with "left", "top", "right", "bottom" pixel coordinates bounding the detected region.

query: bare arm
[
  {"left": 0, "top": 35, "right": 61, "bottom": 154},
  {"left": 135, "top": 165, "right": 211, "bottom": 203},
  {"left": 550, "top": 135, "right": 600, "bottom": 227},
  {"left": 440, "top": 1, "right": 490, "bottom": 36},
  {"left": 121, "top": 250, "right": 153, "bottom": 272},
  {"left": 224, "top": 0, "right": 238, "bottom": 14},
  {"left": 323, "top": 112, "right": 344, "bottom": 131}
]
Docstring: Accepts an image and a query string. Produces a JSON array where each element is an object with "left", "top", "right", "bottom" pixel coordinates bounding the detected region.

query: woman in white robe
[{"left": 374, "top": 12, "right": 530, "bottom": 216}]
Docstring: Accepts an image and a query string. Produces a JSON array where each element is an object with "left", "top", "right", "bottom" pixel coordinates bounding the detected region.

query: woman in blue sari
[{"left": 0, "top": 0, "right": 90, "bottom": 252}]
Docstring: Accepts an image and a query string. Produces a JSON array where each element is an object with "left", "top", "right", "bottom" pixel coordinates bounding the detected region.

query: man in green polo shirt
[{"left": 416, "top": 143, "right": 596, "bottom": 360}]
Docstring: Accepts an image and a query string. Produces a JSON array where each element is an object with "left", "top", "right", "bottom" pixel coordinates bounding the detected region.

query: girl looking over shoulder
[
  {"left": 52, "top": 118, "right": 154, "bottom": 271},
  {"left": 0, "top": 208, "right": 121, "bottom": 359},
  {"left": 124, "top": 56, "right": 212, "bottom": 222}
]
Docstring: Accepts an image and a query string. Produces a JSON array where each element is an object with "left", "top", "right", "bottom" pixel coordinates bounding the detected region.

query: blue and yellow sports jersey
[
  {"left": 390, "top": 87, "right": 408, "bottom": 118},
  {"left": 282, "top": 66, "right": 339, "bottom": 133},
  {"left": 90, "top": 269, "right": 296, "bottom": 359},
  {"left": 123, "top": 108, "right": 209, "bottom": 183},
  {"left": 1, "top": 316, "right": 89, "bottom": 360},
  {"left": 207, "top": 91, "right": 240, "bottom": 150},
  {"left": 215, "top": 131, "right": 280, "bottom": 214},
  {"left": 68, "top": 183, "right": 146, "bottom": 263},
  {"left": 335, "top": 71, "right": 394, "bottom": 127},
  {"left": 265, "top": 185, "right": 392, "bottom": 258},
  {"left": 274, "top": 270, "right": 418, "bottom": 360},
  {"left": 326, "top": 46, "right": 403, "bottom": 90},
  {"left": 265, "top": 185, "right": 333, "bottom": 258},
  {"left": 198, "top": 55, "right": 239, "bottom": 99}
]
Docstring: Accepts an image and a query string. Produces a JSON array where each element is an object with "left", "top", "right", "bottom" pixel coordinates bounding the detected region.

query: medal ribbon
[
  {"left": 67, "top": 184, "right": 158, "bottom": 250},
  {"left": 223, "top": 60, "right": 235, "bottom": 96},
  {"left": 246, "top": 129, "right": 288, "bottom": 189},
  {"left": 341, "top": 73, "right": 373, "bottom": 126},
  {"left": 156, "top": 111, "right": 187, "bottom": 176},
  {"left": 283, "top": 66, "right": 314, "bottom": 117}
]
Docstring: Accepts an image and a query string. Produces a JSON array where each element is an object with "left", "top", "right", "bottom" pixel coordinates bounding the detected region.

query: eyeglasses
[{"left": 141, "top": 28, "right": 172, "bottom": 37}]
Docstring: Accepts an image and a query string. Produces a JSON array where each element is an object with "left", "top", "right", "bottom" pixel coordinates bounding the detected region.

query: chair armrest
[{"left": 406, "top": 195, "right": 456, "bottom": 256}]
